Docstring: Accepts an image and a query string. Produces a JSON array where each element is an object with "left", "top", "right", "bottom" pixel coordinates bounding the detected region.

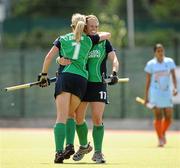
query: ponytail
[
  {"left": 71, "top": 13, "right": 86, "bottom": 42},
  {"left": 74, "top": 21, "right": 85, "bottom": 42}
]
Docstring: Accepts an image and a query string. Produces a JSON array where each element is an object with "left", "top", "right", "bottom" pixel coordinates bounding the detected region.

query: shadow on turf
[{"left": 40, "top": 162, "right": 122, "bottom": 165}]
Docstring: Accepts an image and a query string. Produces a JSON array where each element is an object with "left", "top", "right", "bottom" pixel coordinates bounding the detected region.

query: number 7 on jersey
[{"left": 72, "top": 42, "right": 81, "bottom": 60}]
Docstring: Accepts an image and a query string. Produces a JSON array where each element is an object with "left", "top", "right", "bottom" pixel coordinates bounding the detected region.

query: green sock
[
  {"left": 54, "top": 123, "right": 66, "bottom": 152},
  {"left": 76, "top": 122, "right": 88, "bottom": 146},
  {"left": 92, "top": 125, "right": 104, "bottom": 152},
  {"left": 66, "top": 118, "right": 76, "bottom": 145}
]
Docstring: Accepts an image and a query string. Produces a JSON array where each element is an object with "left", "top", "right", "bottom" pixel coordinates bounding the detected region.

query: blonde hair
[
  {"left": 71, "top": 13, "right": 86, "bottom": 42},
  {"left": 86, "top": 14, "right": 99, "bottom": 26}
]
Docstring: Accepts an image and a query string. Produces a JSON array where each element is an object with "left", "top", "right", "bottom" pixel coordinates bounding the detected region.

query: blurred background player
[
  {"left": 57, "top": 14, "right": 119, "bottom": 163},
  {"left": 144, "top": 43, "right": 178, "bottom": 147},
  {"left": 38, "top": 13, "right": 111, "bottom": 163}
]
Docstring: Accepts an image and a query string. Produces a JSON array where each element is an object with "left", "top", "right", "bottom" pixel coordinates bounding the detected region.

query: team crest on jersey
[{"left": 88, "top": 50, "right": 100, "bottom": 58}]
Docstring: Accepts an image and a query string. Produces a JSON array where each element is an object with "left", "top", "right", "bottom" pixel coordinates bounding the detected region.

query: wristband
[
  {"left": 41, "top": 73, "right": 47, "bottom": 76},
  {"left": 112, "top": 71, "right": 117, "bottom": 76}
]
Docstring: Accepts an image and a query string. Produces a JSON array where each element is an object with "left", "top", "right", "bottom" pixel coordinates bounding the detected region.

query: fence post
[
  {"left": 173, "top": 37, "right": 179, "bottom": 119},
  {"left": 19, "top": 41, "right": 26, "bottom": 117},
  {"left": 120, "top": 49, "right": 126, "bottom": 118}
]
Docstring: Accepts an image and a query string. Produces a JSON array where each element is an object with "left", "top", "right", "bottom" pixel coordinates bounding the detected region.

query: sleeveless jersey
[
  {"left": 59, "top": 33, "right": 93, "bottom": 79},
  {"left": 87, "top": 40, "right": 107, "bottom": 82}
]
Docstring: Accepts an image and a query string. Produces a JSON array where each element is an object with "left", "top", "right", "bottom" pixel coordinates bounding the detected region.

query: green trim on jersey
[
  {"left": 59, "top": 33, "right": 93, "bottom": 79},
  {"left": 87, "top": 40, "right": 106, "bottom": 82}
]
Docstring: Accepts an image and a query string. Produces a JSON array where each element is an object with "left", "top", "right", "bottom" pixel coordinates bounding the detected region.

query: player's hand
[
  {"left": 108, "top": 71, "right": 118, "bottom": 85},
  {"left": 56, "top": 57, "right": 71, "bottom": 66},
  {"left": 144, "top": 96, "right": 149, "bottom": 105},
  {"left": 173, "top": 88, "right": 178, "bottom": 96},
  {"left": 37, "top": 73, "right": 50, "bottom": 87}
]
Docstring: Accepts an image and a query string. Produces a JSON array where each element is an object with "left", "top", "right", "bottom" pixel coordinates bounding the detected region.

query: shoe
[
  {"left": 158, "top": 138, "right": 164, "bottom": 147},
  {"left": 92, "top": 151, "right": 106, "bottom": 163},
  {"left": 63, "top": 144, "right": 75, "bottom": 159},
  {"left": 163, "top": 134, "right": 166, "bottom": 144},
  {"left": 73, "top": 143, "right": 93, "bottom": 161},
  {"left": 54, "top": 151, "right": 64, "bottom": 163}
]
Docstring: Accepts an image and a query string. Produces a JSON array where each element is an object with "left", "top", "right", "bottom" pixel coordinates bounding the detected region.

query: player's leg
[
  {"left": 54, "top": 92, "right": 71, "bottom": 163},
  {"left": 64, "top": 94, "right": 81, "bottom": 159},
  {"left": 73, "top": 102, "right": 93, "bottom": 161},
  {"left": 75, "top": 102, "right": 89, "bottom": 145},
  {"left": 91, "top": 102, "right": 106, "bottom": 163},
  {"left": 153, "top": 107, "right": 164, "bottom": 147},
  {"left": 162, "top": 108, "right": 173, "bottom": 144}
]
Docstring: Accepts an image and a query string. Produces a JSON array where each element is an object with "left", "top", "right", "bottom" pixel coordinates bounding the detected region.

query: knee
[
  {"left": 154, "top": 112, "right": 163, "bottom": 120},
  {"left": 154, "top": 115, "right": 163, "bottom": 120},
  {"left": 164, "top": 113, "right": 172, "bottom": 121},
  {"left": 92, "top": 117, "right": 102, "bottom": 126},
  {"left": 56, "top": 116, "right": 66, "bottom": 124},
  {"left": 164, "top": 117, "right": 172, "bottom": 122},
  {"left": 75, "top": 116, "right": 84, "bottom": 125},
  {"left": 76, "top": 119, "right": 84, "bottom": 125},
  {"left": 68, "top": 113, "right": 75, "bottom": 119}
]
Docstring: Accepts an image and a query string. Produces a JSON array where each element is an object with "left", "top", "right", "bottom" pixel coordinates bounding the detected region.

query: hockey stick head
[{"left": 135, "top": 97, "right": 155, "bottom": 109}]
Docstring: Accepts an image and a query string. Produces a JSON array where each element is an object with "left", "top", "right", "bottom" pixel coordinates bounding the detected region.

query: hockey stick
[
  {"left": 3, "top": 77, "right": 56, "bottom": 92},
  {"left": 102, "top": 72, "right": 129, "bottom": 84},
  {"left": 104, "top": 77, "right": 129, "bottom": 84},
  {"left": 135, "top": 96, "right": 155, "bottom": 109},
  {"left": 3, "top": 75, "right": 129, "bottom": 92}
]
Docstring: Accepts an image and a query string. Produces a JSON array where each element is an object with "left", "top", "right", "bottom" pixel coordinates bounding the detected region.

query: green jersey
[
  {"left": 87, "top": 40, "right": 107, "bottom": 82},
  {"left": 59, "top": 33, "right": 93, "bottom": 79}
]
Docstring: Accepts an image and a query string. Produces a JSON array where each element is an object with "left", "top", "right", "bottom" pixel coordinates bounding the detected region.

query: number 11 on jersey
[{"left": 99, "top": 91, "right": 107, "bottom": 100}]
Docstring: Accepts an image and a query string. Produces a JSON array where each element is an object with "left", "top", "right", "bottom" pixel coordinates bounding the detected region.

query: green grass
[{"left": 0, "top": 129, "right": 180, "bottom": 168}]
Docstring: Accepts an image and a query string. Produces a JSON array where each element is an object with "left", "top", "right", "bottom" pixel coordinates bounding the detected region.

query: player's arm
[
  {"left": 53, "top": 37, "right": 71, "bottom": 66},
  {"left": 144, "top": 73, "right": 151, "bottom": 104},
  {"left": 97, "top": 32, "right": 111, "bottom": 41},
  {"left": 41, "top": 46, "right": 59, "bottom": 73},
  {"left": 107, "top": 51, "right": 119, "bottom": 85},
  {"left": 107, "top": 40, "right": 119, "bottom": 73},
  {"left": 38, "top": 46, "right": 59, "bottom": 87},
  {"left": 171, "top": 69, "right": 178, "bottom": 96},
  {"left": 108, "top": 51, "right": 119, "bottom": 73},
  {"left": 89, "top": 32, "right": 111, "bottom": 45},
  {"left": 106, "top": 40, "right": 119, "bottom": 85},
  {"left": 56, "top": 57, "right": 71, "bottom": 66},
  {"left": 41, "top": 37, "right": 61, "bottom": 73}
]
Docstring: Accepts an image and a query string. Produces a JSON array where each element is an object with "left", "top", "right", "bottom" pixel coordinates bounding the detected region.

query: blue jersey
[{"left": 144, "top": 57, "right": 176, "bottom": 107}]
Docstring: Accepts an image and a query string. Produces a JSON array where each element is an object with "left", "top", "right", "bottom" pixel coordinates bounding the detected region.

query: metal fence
[{"left": 0, "top": 47, "right": 179, "bottom": 119}]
